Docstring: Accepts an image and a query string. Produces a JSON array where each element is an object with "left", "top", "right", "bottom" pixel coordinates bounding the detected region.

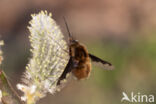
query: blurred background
[{"left": 0, "top": 0, "right": 156, "bottom": 104}]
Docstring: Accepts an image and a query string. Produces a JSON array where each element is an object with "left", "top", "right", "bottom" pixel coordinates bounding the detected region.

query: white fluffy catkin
[{"left": 17, "top": 11, "right": 69, "bottom": 104}]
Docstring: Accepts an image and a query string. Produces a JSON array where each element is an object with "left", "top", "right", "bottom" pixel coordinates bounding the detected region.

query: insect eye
[{"left": 71, "top": 40, "right": 78, "bottom": 43}]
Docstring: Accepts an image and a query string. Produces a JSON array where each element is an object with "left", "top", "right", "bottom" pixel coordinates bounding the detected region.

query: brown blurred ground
[{"left": 1, "top": 0, "right": 156, "bottom": 38}]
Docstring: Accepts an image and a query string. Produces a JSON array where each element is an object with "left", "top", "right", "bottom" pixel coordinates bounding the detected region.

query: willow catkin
[{"left": 17, "top": 11, "right": 69, "bottom": 104}]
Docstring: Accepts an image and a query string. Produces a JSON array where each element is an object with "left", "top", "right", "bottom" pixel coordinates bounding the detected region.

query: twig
[{"left": 0, "top": 70, "right": 24, "bottom": 104}]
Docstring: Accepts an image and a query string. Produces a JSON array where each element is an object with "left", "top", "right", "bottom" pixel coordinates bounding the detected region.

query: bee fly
[{"left": 57, "top": 18, "right": 114, "bottom": 85}]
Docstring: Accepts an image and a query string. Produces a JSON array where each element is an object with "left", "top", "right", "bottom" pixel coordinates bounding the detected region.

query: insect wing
[{"left": 89, "top": 54, "right": 114, "bottom": 70}]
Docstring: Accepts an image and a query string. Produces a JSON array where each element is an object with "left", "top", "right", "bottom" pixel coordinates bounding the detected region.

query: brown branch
[{"left": 0, "top": 70, "right": 24, "bottom": 104}]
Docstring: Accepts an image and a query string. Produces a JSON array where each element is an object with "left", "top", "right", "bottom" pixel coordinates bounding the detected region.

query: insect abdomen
[
  {"left": 71, "top": 43, "right": 91, "bottom": 79},
  {"left": 72, "top": 57, "right": 91, "bottom": 79}
]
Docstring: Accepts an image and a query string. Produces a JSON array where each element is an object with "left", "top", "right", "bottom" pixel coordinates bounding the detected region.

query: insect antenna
[{"left": 63, "top": 17, "right": 73, "bottom": 42}]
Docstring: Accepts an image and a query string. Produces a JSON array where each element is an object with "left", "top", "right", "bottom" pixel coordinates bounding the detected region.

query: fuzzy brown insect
[{"left": 57, "top": 18, "right": 114, "bottom": 85}]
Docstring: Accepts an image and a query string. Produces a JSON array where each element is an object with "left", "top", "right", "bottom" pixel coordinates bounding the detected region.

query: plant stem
[{"left": 0, "top": 70, "right": 24, "bottom": 104}]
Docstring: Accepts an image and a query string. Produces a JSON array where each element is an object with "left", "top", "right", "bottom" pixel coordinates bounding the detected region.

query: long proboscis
[{"left": 63, "top": 17, "right": 73, "bottom": 41}]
